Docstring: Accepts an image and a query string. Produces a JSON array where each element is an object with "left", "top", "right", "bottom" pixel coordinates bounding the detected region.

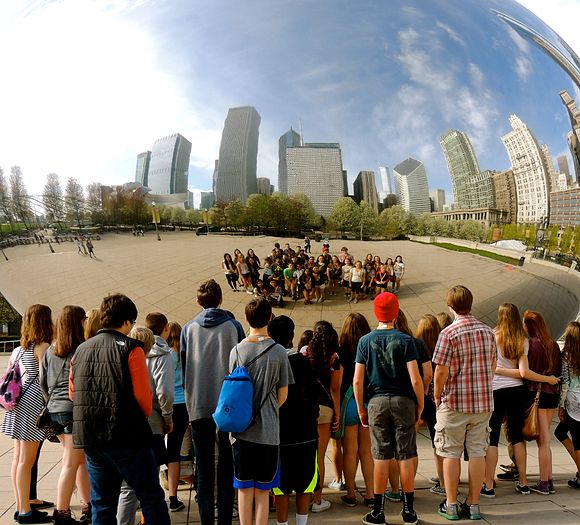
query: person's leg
[
  {"left": 76, "top": 461, "right": 91, "bottom": 513},
  {"left": 537, "top": 408, "right": 556, "bottom": 482},
  {"left": 117, "top": 480, "right": 139, "bottom": 525},
  {"left": 513, "top": 442, "right": 528, "bottom": 486},
  {"left": 275, "top": 494, "right": 290, "bottom": 524},
  {"left": 237, "top": 488, "right": 254, "bottom": 525},
  {"left": 443, "top": 458, "right": 461, "bottom": 504},
  {"left": 56, "top": 434, "right": 85, "bottom": 511},
  {"left": 253, "top": 488, "right": 270, "bottom": 525},
  {"left": 342, "top": 426, "right": 358, "bottom": 498},
  {"left": 434, "top": 452, "right": 445, "bottom": 488},
  {"left": 296, "top": 492, "right": 311, "bottom": 522},
  {"left": 388, "top": 459, "right": 400, "bottom": 493},
  {"left": 190, "top": 418, "right": 217, "bottom": 525},
  {"left": 358, "top": 425, "right": 375, "bottom": 497},
  {"left": 11, "top": 440, "right": 21, "bottom": 514},
  {"left": 314, "top": 422, "right": 331, "bottom": 504},
  {"left": 16, "top": 440, "right": 41, "bottom": 514},
  {"left": 216, "top": 430, "right": 235, "bottom": 525},
  {"left": 484, "top": 446, "right": 498, "bottom": 490},
  {"left": 467, "top": 457, "right": 485, "bottom": 505},
  {"left": 330, "top": 437, "right": 344, "bottom": 487},
  {"left": 28, "top": 440, "right": 43, "bottom": 504}
]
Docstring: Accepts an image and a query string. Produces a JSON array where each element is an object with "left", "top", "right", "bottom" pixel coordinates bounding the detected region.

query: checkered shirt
[{"left": 432, "top": 315, "right": 496, "bottom": 413}]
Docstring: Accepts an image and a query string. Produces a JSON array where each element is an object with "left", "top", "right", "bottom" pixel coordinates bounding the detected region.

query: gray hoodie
[{"left": 146, "top": 335, "right": 174, "bottom": 434}]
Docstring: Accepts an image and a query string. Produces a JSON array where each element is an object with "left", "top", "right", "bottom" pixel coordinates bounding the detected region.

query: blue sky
[{"left": 1, "top": 0, "right": 579, "bottom": 205}]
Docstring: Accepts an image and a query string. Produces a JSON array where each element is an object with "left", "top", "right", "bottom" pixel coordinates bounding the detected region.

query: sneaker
[
  {"left": 159, "top": 469, "right": 169, "bottom": 490},
  {"left": 384, "top": 491, "right": 402, "bottom": 502},
  {"left": 499, "top": 463, "right": 516, "bottom": 473},
  {"left": 328, "top": 480, "right": 346, "bottom": 490},
  {"left": 53, "top": 509, "right": 81, "bottom": 525},
  {"left": 429, "top": 476, "right": 440, "bottom": 484},
  {"left": 311, "top": 499, "right": 331, "bottom": 513},
  {"left": 529, "top": 481, "right": 550, "bottom": 495},
  {"left": 459, "top": 502, "right": 481, "bottom": 521},
  {"left": 430, "top": 482, "right": 447, "bottom": 496},
  {"left": 480, "top": 485, "right": 495, "bottom": 498},
  {"left": 364, "top": 498, "right": 375, "bottom": 508},
  {"left": 515, "top": 484, "right": 531, "bottom": 495},
  {"left": 232, "top": 502, "right": 239, "bottom": 518},
  {"left": 17, "top": 509, "right": 52, "bottom": 524},
  {"left": 568, "top": 477, "right": 580, "bottom": 489},
  {"left": 401, "top": 509, "right": 418, "bottom": 524},
  {"left": 497, "top": 470, "right": 518, "bottom": 481},
  {"left": 354, "top": 297, "right": 359, "bottom": 304},
  {"left": 79, "top": 504, "right": 91, "bottom": 524},
  {"left": 362, "top": 510, "right": 386, "bottom": 525},
  {"left": 548, "top": 479, "right": 555, "bottom": 494},
  {"left": 438, "top": 501, "right": 459, "bottom": 521},
  {"left": 341, "top": 495, "right": 357, "bottom": 507},
  {"left": 169, "top": 498, "right": 185, "bottom": 512},
  {"left": 30, "top": 501, "right": 54, "bottom": 510}
]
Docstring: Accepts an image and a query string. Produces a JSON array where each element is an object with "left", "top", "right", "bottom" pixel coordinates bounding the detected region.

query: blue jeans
[
  {"left": 190, "top": 417, "right": 234, "bottom": 525},
  {"left": 84, "top": 445, "right": 170, "bottom": 525}
]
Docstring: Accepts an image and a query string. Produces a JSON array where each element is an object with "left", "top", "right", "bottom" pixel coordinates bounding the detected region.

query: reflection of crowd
[{"left": 222, "top": 242, "right": 406, "bottom": 306}]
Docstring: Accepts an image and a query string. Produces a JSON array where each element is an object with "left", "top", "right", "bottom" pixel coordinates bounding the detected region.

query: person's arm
[
  {"left": 407, "top": 360, "right": 424, "bottom": 421},
  {"left": 156, "top": 354, "right": 175, "bottom": 433},
  {"left": 330, "top": 365, "right": 342, "bottom": 431},
  {"left": 517, "top": 354, "right": 559, "bottom": 384},
  {"left": 353, "top": 362, "right": 367, "bottom": 426},
  {"left": 277, "top": 386, "right": 288, "bottom": 407},
  {"left": 128, "top": 347, "right": 153, "bottom": 417},
  {"left": 421, "top": 361, "right": 433, "bottom": 392},
  {"left": 433, "top": 364, "right": 449, "bottom": 408},
  {"left": 68, "top": 358, "right": 75, "bottom": 400},
  {"left": 39, "top": 351, "right": 49, "bottom": 402}
]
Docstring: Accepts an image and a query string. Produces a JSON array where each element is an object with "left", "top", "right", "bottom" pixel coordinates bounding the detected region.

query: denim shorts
[{"left": 49, "top": 411, "right": 73, "bottom": 435}]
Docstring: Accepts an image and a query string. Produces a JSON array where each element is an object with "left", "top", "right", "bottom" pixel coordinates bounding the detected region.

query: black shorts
[
  {"left": 566, "top": 414, "right": 580, "bottom": 450},
  {"left": 166, "top": 404, "right": 190, "bottom": 463},
  {"left": 152, "top": 434, "right": 168, "bottom": 466},
  {"left": 538, "top": 392, "right": 559, "bottom": 409},
  {"left": 351, "top": 282, "right": 362, "bottom": 292},
  {"left": 233, "top": 439, "right": 280, "bottom": 490},
  {"left": 421, "top": 396, "right": 437, "bottom": 447},
  {"left": 273, "top": 441, "right": 318, "bottom": 496},
  {"left": 489, "top": 385, "right": 527, "bottom": 446}
]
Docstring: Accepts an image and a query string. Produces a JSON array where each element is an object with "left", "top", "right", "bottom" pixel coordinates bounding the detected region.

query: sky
[{"left": 1, "top": 0, "right": 579, "bottom": 207}]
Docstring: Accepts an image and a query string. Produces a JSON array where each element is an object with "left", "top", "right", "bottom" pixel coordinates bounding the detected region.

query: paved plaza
[{"left": 1, "top": 231, "right": 580, "bottom": 523}]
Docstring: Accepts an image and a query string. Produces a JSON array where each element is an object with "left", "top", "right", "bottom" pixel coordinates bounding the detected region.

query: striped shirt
[{"left": 432, "top": 315, "right": 496, "bottom": 413}]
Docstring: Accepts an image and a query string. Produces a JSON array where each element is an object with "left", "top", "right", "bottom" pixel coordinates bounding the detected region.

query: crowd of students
[
  {"left": 1, "top": 253, "right": 580, "bottom": 525},
  {"left": 221, "top": 243, "right": 406, "bottom": 306}
]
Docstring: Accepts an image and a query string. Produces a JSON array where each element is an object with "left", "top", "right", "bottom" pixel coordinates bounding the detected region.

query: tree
[
  {"left": 65, "top": 177, "right": 85, "bottom": 227},
  {"left": 379, "top": 205, "right": 407, "bottom": 240},
  {"left": 225, "top": 199, "right": 247, "bottom": 229},
  {"left": 268, "top": 194, "right": 291, "bottom": 232},
  {"left": 329, "top": 197, "right": 360, "bottom": 233},
  {"left": 186, "top": 208, "right": 201, "bottom": 226},
  {"left": 43, "top": 173, "right": 65, "bottom": 227},
  {"left": 210, "top": 200, "right": 229, "bottom": 229},
  {"left": 9, "top": 166, "right": 33, "bottom": 229},
  {"left": 86, "top": 182, "right": 104, "bottom": 224},
  {"left": 171, "top": 207, "right": 186, "bottom": 226},
  {"left": 291, "top": 193, "right": 319, "bottom": 229},
  {"left": 246, "top": 193, "right": 270, "bottom": 229},
  {"left": 359, "top": 201, "right": 379, "bottom": 238},
  {"left": 0, "top": 167, "right": 14, "bottom": 232}
]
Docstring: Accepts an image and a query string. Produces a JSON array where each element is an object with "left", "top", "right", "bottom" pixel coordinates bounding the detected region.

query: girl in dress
[
  {"left": 236, "top": 254, "right": 253, "bottom": 294},
  {"left": 385, "top": 258, "right": 395, "bottom": 292},
  {"left": 349, "top": 261, "right": 366, "bottom": 304},
  {"left": 374, "top": 264, "right": 390, "bottom": 297},
  {"left": 3, "top": 304, "right": 53, "bottom": 524},
  {"left": 393, "top": 255, "right": 405, "bottom": 294}
]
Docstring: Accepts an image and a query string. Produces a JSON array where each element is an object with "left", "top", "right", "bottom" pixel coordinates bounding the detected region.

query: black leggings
[
  {"left": 489, "top": 385, "right": 527, "bottom": 446},
  {"left": 556, "top": 414, "right": 580, "bottom": 450},
  {"left": 225, "top": 273, "right": 238, "bottom": 290},
  {"left": 166, "top": 403, "right": 190, "bottom": 463}
]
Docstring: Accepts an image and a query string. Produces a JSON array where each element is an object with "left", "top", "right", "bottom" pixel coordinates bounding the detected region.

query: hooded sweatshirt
[
  {"left": 181, "top": 308, "right": 244, "bottom": 421},
  {"left": 146, "top": 335, "right": 174, "bottom": 434}
]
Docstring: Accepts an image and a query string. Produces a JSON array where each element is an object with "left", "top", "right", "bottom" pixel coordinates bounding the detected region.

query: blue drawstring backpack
[{"left": 213, "top": 342, "right": 276, "bottom": 433}]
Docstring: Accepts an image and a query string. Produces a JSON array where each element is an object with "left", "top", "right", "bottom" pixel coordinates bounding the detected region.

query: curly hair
[
  {"left": 307, "top": 320, "right": 339, "bottom": 374},
  {"left": 563, "top": 321, "right": 580, "bottom": 377}
]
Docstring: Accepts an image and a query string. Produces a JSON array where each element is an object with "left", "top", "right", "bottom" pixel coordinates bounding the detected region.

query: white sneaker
[
  {"left": 328, "top": 480, "right": 346, "bottom": 490},
  {"left": 312, "top": 499, "right": 331, "bottom": 513}
]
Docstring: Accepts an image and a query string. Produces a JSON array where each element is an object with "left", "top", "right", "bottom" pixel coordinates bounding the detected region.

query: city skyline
[{"left": 1, "top": 0, "right": 580, "bottom": 205}]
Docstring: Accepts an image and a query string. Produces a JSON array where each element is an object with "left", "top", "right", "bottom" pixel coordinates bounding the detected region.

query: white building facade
[{"left": 393, "top": 157, "right": 431, "bottom": 214}]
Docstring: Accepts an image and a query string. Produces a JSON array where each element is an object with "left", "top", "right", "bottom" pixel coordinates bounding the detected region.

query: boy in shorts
[
  {"left": 229, "top": 297, "right": 292, "bottom": 525},
  {"left": 268, "top": 315, "right": 319, "bottom": 525},
  {"left": 354, "top": 292, "right": 424, "bottom": 525}
]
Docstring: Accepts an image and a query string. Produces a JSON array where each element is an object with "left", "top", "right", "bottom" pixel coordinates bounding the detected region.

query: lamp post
[{"left": 152, "top": 201, "right": 161, "bottom": 241}]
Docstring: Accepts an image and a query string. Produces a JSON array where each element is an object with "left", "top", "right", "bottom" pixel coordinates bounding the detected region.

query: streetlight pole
[{"left": 152, "top": 201, "right": 161, "bottom": 241}]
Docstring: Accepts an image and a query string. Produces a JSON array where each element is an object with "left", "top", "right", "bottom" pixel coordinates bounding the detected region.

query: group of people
[
  {"left": 2, "top": 278, "right": 580, "bottom": 525},
  {"left": 221, "top": 243, "right": 406, "bottom": 306},
  {"left": 74, "top": 236, "right": 95, "bottom": 258}
]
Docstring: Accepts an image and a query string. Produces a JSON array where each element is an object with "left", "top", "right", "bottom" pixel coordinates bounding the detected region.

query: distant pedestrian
[
  {"left": 86, "top": 238, "right": 95, "bottom": 258},
  {"left": 304, "top": 236, "right": 311, "bottom": 254},
  {"left": 80, "top": 236, "right": 88, "bottom": 255},
  {"left": 75, "top": 237, "right": 83, "bottom": 255}
]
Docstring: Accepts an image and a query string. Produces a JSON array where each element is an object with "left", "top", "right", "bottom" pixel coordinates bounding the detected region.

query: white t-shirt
[{"left": 493, "top": 337, "right": 529, "bottom": 391}]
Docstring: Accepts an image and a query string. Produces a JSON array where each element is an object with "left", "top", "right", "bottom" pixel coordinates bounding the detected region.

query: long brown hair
[
  {"left": 523, "top": 310, "right": 557, "bottom": 372},
  {"left": 495, "top": 303, "right": 527, "bottom": 360},
  {"left": 20, "top": 304, "right": 53, "bottom": 359},
  {"left": 166, "top": 321, "right": 182, "bottom": 353},
  {"left": 415, "top": 314, "right": 441, "bottom": 357},
  {"left": 54, "top": 305, "right": 86, "bottom": 358},
  {"left": 563, "top": 321, "right": 580, "bottom": 377},
  {"left": 339, "top": 313, "right": 371, "bottom": 361},
  {"left": 394, "top": 310, "right": 413, "bottom": 337},
  {"left": 84, "top": 308, "right": 102, "bottom": 340}
]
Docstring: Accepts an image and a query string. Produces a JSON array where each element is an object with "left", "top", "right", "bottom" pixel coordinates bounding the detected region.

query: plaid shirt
[{"left": 432, "top": 315, "right": 496, "bottom": 413}]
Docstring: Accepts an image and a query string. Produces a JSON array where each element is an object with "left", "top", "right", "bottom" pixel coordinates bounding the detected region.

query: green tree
[
  {"left": 378, "top": 205, "right": 407, "bottom": 240},
  {"left": 42, "top": 173, "right": 65, "bottom": 227},
  {"left": 86, "top": 182, "right": 104, "bottom": 224},
  {"left": 186, "top": 208, "right": 201, "bottom": 226},
  {"left": 291, "top": 193, "right": 319, "bottom": 229},
  {"left": 171, "top": 207, "right": 186, "bottom": 226},
  {"left": 329, "top": 197, "right": 360, "bottom": 233},
  {"left": 359, "top": 201, "right": 379, "bottom": 238},
  {"left": 268, "top": 194, "right": 291, "bottom": 232},
  {"left": 161, "top": 206, "right": 173, "bottom": 223},
  {"left": 210, "top": 200, "right": 229, "bottom": 229},
  {"left": 246, "top": 193, "right": 270, "bottom": 229},
  {"left": 225, "top": 199, "right": 247, "bottom": 229},
  {"left": 65, "top": 177, "right": 85, "bottom": 227},
  {"left": 0, "top": 167, "right": 14, "bottom": 232},
  {"left": 9, "top": 166, "right": 33, "bottom": 229}
]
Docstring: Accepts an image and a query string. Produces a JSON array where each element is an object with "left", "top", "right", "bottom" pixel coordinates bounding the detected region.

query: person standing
[
  {"left": 70, "top": 293, "right": 170, "bottom": 525},
  {"left": 181, "top": 279, "right": 245, "bottom": 525},
  {"left": 433, "top": 285, "right": 496, "bottom": 521},
  {"left": 354, "top": 292, "right": 424, "bottom": 525}
]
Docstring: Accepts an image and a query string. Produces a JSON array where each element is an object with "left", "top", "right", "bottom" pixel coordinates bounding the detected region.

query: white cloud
[
  {"left": 505, "top": 26, "right": 534, "bottom": 81},
  {"left": 436, "top": 21, "right": 466, "bottom": 47}
]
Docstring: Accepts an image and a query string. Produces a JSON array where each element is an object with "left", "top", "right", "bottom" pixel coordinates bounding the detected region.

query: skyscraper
[
  {"left": 429, "top": 188, "right": 446, "bottom": 212},
  {"left": 257, "top": 177, "right": 273, "bottom": 196},
  {"left": 353, "top": 171, "right": 379, "bottom": 212},
  {"left": 501, "top": 114, "right": 550, "bottom": 224},
  {"left": 278, "top": 128, "right": 301, "bottom": 195},
  {"left": 215, "top": 106, "right": 261, "bottom": 203},
  {"left": 560, "top": 90, "right": 580, "bottom": 184},
  {"left": 147, "top": 134, "right": 191, "bottom": 195},
  {"left": 540, "top": 144, "right": 559, "bottom": 191},
  {"left": 557, "top": 154, "right": 571, "bottom": 184},
  {"left": 466, "top": 170, "right": 495, "bottom": 209},
  {"left": 286, "top": 143, "right": 345, "bottom": 217},
  {"left": 393, "top": 158, "right": 430, "bottom": 214},
  {"left": 492, "top": 170, "right": 517, "bottom": 223},
  {"left": 135, "top": 151, "right": 151, "bottom": 187},
  {"left": 376, "top": 166, "right": 395, "bottom": 199},
  {"left": 439, "top": 129, "right": 481, "bottom": 209}
]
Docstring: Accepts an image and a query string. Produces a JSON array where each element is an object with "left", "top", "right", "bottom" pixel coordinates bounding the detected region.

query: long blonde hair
[{"left": 496, "top": 303, "right": 527, "bottom": 360}]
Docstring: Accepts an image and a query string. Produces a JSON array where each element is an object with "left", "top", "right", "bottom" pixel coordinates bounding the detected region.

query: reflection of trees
[
  {"left": 43, "top": 173, "right": 65, "bottom": 227},
  {"left": 65, "top": 177, "right": 85, "bottom": 227},
  {"left": 9, "top": 166, "right": 33, "bottom": 230}
]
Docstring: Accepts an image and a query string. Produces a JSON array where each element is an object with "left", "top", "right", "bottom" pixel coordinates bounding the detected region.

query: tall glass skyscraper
[
  {"left": 393, "top": 158, "right": 430, "bottom": 214},
  {"left": 353, "top": 170, "right": 379, "bottom": 212},
  {"left": 278, "top": 128, "right": 301, "bottom": 195},
  {"left": 135, "top": 151, "right": 151, "bottom": 187},
  {"left": 501, "top": 114, "right": 550, "bottom": 224},
  {"left": 147, "top": 134, "right": 191, "bottom": 195},
  {"left": 215, "top": 106, "right": 261, "bottom": 203},
  {"left": 440, "top": 129, "right": 481, "bottom": 209},
  {"left": 376, "top": 166, "right": 395, "bottom": 200}
]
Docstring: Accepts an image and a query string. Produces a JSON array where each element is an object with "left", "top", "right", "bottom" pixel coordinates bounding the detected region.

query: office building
[
  {"left": 431, "top": 207, "right": 509, "bottom": 227},
  {"left": 430, "top": 189, "right": 446, "bottom": 212},
  {"left": 135, "top": 151, "right": 151, "bottom": 187},
  {"left": 353, "top": 170, "right": 379, "bottom": 212},
  {"left": 439, "top": 129, "right": 482, "bottom": 209},
  {"left": 501, "top": 114, "right": 550, "bottom": 224},
  {"left": 540, "top": 144, "right": 560, "bottom": 192},
  {"left": 560, "top": 90, "right": 580, "bottom": 185},
  {"left": 200, "top": 191, "right": 214, "bottom": 210},
  {"left": 492, "top": 170, "right": 518, "bottom": 224},
  {"left": 278, "top": 129, "right": 301, "bottom": 195},
  {"left": 466, "top": 169, "right": 495, "bottom": 209},
  {"left": 557, "top": 155, "right": 571, "bottom": 184},
  {"left": 147, "top": 134, "right": 191, "bottom": 195},
  {"left": 376, "top": 166, "right": 395, "bottom": 200},
  {"left": 286, "top": 143, "right": 345, "bottom": 217},
  {"left": 549, "top": 187, "right": 580, "bottom": 226},
  {"left": 393, "top": 157, "right": 430, "bottom": 214},
  {"left": 257, "top": 177, "right": 273, "bottom": 196},
  {"left": 215, "top": 106, "right": 261, "bottom": 203}
]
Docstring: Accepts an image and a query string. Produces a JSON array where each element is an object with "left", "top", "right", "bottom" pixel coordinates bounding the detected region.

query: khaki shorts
[
  {"left": 317, "top": 405, "right": 334, "bottom": 425},
  {"left": 434, "top": 406, "right": 491, "bottom": 459}
]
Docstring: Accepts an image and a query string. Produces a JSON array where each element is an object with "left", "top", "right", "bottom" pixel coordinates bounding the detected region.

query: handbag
[{"left": 522, "top": 384, "right": 542, "bottom": 441}]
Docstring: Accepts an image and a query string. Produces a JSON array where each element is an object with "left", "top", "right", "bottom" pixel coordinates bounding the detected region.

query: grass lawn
[{"left": 426, "top": 241, "right": 521, "bottom": 265}]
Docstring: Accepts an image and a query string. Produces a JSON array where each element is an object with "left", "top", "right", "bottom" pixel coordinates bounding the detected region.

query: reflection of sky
[{"left": 1, "top": 0, "right": 579, "bottom": 200}]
